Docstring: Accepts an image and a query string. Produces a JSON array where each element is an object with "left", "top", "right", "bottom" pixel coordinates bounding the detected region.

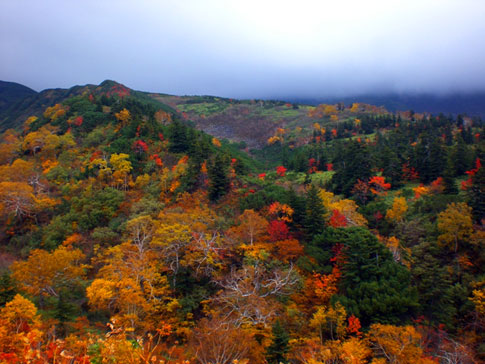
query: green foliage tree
[
  {"left": 0, "top": 272, "right": 16, "bottom": 307},
  {"left": 303, "top": 184, "right": 326, "bottom": 241},
  {"left": 266, "top": 320, "right": 290, "bottom": 364},
  {"left": 468, "top": 164, "right": 485, "bottom": 223},
  {"left": 169, "top": 119, "right": 189, "bottom": 153},
  {"left": 208, "top": 153, "right": 230, "bottom": 202},
  {"left": 332, "top": 140, "right": 372, "bottom": 196},
  {"left": 335, "top": 227, "right": 418, "bottom": 326}
]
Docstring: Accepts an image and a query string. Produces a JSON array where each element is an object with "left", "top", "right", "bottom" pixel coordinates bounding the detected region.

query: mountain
[
  {"left": 0, "top": 80, "right": 37, "bottom": 113},
  {"left": 0, "top": 80, "right": 167, "bottom": 132},
  {"left": 1, "top": 80, "right": 484, "bottom": 147}
]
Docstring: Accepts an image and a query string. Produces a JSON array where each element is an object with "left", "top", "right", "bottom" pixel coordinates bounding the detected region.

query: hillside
[
  {"left": 0, "top": 82, "right": 483, "bottom": 363},
  {"left": 2, "top": 80, "right": 484, "bottom": 149},
  {"left": 0, "top": 80, "right": 37, "bottom": 113}
]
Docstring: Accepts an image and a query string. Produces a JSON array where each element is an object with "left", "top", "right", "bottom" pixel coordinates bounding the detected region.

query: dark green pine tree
[
  {"left": 411, "top": 242, "right": 456, "bottom": 329},
  {"left": 266, "top": 320, "right": 290, "bottom": 364},
  {"left": 442, "top": 155, "right": 458, "bottom": 195},
  {"left": 427, "top": 137, "right": 446, "bottom": 182},
  {"left": 452, "top": 134, "right": 472, "bottom": 176},
  {"left": 207, "top": 153, "right": 230, "bottom": 202},
  {"left": 332, "top": 140, "right": 372, "bottom": 196},
  {"left": 380, "top": 146, "right": 403, "bottom": 188},
  {"left": 287, "top": 187, "right": 306, "bottom": 233},
  {"left": 303, "top": 184, "right": 326, "bottom": 241},
  {"left": 0, "top": 271, "right": 16, "bottom": 306},
  {"left": 53, "top": 291, "right": 78, "bottom": 336},
  {"left": 168, "top": 119, "right": 189, "bottom": 153},
  {"left": 468, "top": 164, "right": 485, "bottom": 223},
  {"left": 335, "top": 227, "right": 418, "bottom": 326}
]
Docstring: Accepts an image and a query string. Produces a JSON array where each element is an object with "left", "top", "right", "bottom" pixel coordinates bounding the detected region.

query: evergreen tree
[
  {"left": 168, "top": 119, "right": 189, "bottom": 153},
  {"left": 332, "top": 140, "right": 372, "bottom": 196},
  {"left": 452, "top": 135, "right": 472, "bottom": 176},
  {"left": 336, "top": 227, "right": 418, "bottom": 326},
  {"left": 0, "top": 272, "right": 16, "bottom": 306},
  {"left": 468, "top": 164, "right": 485, "bottom": 223},
  {"left": 208, "top": 153, "right": 230, "bottom": 202},
  {"left": 380, "top": 146, "right": 403, "bottom": 188},
  {"left": 442, "top": 156, "right": 458, "bottom": 194},
  {"left": 287, "top": 187, "right": 306, "bottom": 233},
  {"left": 412, "top": 242, "right": 456, "bottom": 329},
  {"left": 266, "top": 320, "right": 290, "bottom": 364},
  {"left": 303, "top": 184, "right": 326, "bottom": 241}
]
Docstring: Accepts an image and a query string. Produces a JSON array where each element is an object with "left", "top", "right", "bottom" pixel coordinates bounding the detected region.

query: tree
[
  {"left": 452, "top": 134, "right": 472, "bottom": 176},
  {"left": 11, "top": 245, "right": 87, "bottom": 301},
  {"left": 0, "top": 295, "right": 43, "bottom": 360},
  {"left": 190, "top": 317, "right": 263, "bottom": 364},
  {"left": 213, "top": 264, "right": 298, "bottom": 327},
  {"left": 114, "top": 108, "right": 131, "bottom": 126},
  {"left": 442, "top": 155, "right": 458, "bottom": 194},
  {"left": 332, "top": 141, "right": 372, "bottom": 196},
  {"left": 86, "top": 241, "right": 178, "bottom": 331},
  {"left": 208, "top": 153, "right": 230, "bottom": 202},
  {"left": 266, "top": 320, "right": 290, "bottom": 364},
  {"left": 368, "top": 324, "right": 435, "bottom": 364},
  {"left": 336, "top": 228, "right": 418, "bottom": 326},
  {"left": 110, "top": 153, "right": 132, "bottom": 190},
  {"left": 386, "top": 196, "right": 408, "bottom": 223},
  {"left": 310, "top": 302, "right": 347, "bottom": 343},
  {"left": 168, "top": 119, "right": 188, "bottom": 153},
  {"left": 0, "top": 181, "right": 57, "bottom": 220},
  {"left": 467, "top": 163, "right": 485, "bottom": 223},
  {"left": 437, "top": 202, "right": 473, "bottom": 253},
  {"left": 304, "top": 184, "right": 326, "bottom": 241},
  {"left": 230, "top": 209, "right": 268, "bottom": 245},
  {"left": 0, "top": 272, "right": 16, "bottom": 307}
]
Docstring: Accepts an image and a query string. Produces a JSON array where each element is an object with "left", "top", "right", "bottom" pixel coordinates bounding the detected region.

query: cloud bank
[{"left": 1, "top": 0, "right": 484, "bottom": 98}]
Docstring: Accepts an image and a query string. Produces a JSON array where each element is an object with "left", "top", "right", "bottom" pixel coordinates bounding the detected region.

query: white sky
[{"left": 1, "top": 0, "right": 485, "bottom": 98}]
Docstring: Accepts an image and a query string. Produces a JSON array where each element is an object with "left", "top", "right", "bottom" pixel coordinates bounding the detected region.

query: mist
[{"left": 1, "top": 0, "right": 485, "bottom": 99}]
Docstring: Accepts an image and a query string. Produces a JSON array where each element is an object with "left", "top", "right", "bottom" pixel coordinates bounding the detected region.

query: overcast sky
[{"left": 1, "top": 0, "right": 485, "bottom": 98}]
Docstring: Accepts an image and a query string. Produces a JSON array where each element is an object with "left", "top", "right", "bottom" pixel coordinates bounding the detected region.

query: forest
[{"left": 0, "top": 82, "right": 483, "bottom": 364}]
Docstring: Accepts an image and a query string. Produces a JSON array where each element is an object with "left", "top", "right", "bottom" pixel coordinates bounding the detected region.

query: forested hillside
[{"left": 0, "top": 83, "right": 483, "bottom": 363}]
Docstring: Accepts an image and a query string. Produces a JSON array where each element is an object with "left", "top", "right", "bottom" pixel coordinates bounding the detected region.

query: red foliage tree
[
  {"left": 267, "top": 220, "right": 290, "bottom": 242},
  {"left": 329, "top": 209, "right": 347, "bottom": 228},
  {"left": 276, "top": 165, "right": 287, "bottom": 177}
]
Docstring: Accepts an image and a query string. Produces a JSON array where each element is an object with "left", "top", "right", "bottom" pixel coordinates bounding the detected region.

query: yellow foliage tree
[
  {"left": 230, "top": 209, "right": 268, "bottom": 245},
  {"left": 437, "top": 202, "right": 473, "bottom": 253},
  {"left": 115, "top": 108, "right": 131, "bottom": 125},
  {"left": 319, "top": 189, "right": 367, "bottom": 226},
  {"left": 87, "top": 241, "right": 179, "bottom": 331},
  {"left": 310, "top": 303, "right": 347, "bottom": 343},
  {"left": 0, "top": 181, "right": 56, "bottom": 219},
  {"left": 11, "top": 245, "right": 87, "bottom": 299},
  {"left": 212, "top": 137, "right": 222, "bottom": 147},
  {"left": 340, "top": 337, "right": 371, "bottom": 364},
  {"left": 110, "top": 153, "right": 132, "bottom": 190},
  {"left": 0, "top": 294, "right": 43, "bottom": 360},
  {"left": 368, "top": 324, "right": 435, "bottom": 364},
  {"left": 385, "top": 196, "right": 408, "bottom": 223}
]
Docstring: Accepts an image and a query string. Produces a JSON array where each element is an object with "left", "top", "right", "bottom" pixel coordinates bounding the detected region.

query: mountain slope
[{"left": 0, "top": 80, "right": 37, "bottom": 113}]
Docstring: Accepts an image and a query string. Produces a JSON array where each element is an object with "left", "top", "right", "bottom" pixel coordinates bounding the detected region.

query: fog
[{"left": 1, "top": 0, "right": 485, "bottom": 98}]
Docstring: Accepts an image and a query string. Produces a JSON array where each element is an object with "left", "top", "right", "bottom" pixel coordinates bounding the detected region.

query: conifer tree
[
  {"left": 442, "top": 156, "right": 458, "bottom": 195},
  {"left": 468, "top": 164, "right": 485, "bottom": 223},
  {"left": 452, "top": 134, "right": 471, "bottom": 176},
  {"left": 168, "top": 119, "right": 188, "bottom": 153},
  {"left": 304, "top": 184, "right": 326, "bottom": 241},
  {"left": 266, "top": 320, "right": 290, "bottom": 364},
  {"left": 208, "top": 153, "right": 230, "bottom": 202},
  {"left": 0, "top": 272, "right": 16, "bottom": 307}
]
